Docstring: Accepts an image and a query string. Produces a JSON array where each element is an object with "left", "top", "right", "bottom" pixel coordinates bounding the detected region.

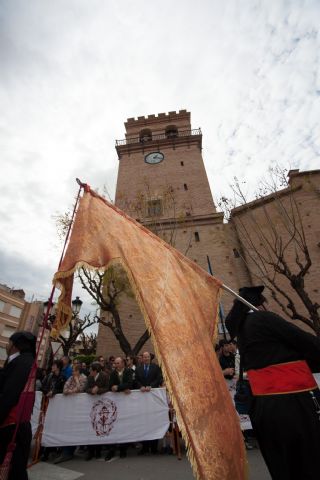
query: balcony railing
[{"left": 115, "top": 128, "right": 202, "bottom": 147}]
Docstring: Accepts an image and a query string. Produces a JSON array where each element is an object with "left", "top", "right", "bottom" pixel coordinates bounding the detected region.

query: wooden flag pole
[
  {"left": 222, "top": 283, "right": 259, "bottom": 311},
  {"left": 30, "top": 178, "right": 87, "bottom": 466}
]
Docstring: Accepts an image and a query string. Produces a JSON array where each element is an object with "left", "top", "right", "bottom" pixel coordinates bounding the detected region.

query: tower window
[
  {"left": 139, "top": 129, "right": 152, "bottom": 143},
  {"left": 233, "top": 248, "right": 240, "bottom": 258},
  {"left": 184, "top": 183, "right": 188, "bottom": 190},
  {"left": 165, "top": 125, "right": 178, "bottom": 139},
  {"left": 147, "top": 199, "right": 163, "bottom": 217},
  {"left": 180, "top": 161, "right": 184, "bottom": 166},
  {"left": 194, "top": 232, "right": 200, "bottom": 242}
]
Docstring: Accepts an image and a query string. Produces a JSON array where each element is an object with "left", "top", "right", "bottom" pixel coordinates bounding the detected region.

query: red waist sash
[{"left": 247, "top": 360, "right": 317, "bottom": 396}]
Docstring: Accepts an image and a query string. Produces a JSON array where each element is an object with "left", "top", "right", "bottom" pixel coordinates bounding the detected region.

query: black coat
[
  {"left": 219, "top": 353, "right": 235, "bottom": 379},
  {"left": 0, "top": 352, "right": 34, "bottom": 425},
  {"left": 135, "top": 363, "right": 163, "bottom": 388},
  {"left": 109, "top": 368, "right": 133, "bottom": 391},
  {"left": 41, "top": 372, "right": 65, "bottom": 396},
  {"left": 238, "top": 311, "right": 320, "bottom": 371},
  {"left": 85, "top": 371, "right": 109, "bottom": 394},
  {"left": 238, "top": 311, "right": 320, "bottom": 480}
]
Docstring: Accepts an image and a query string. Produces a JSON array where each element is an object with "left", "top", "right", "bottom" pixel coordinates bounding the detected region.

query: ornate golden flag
[{"left": 52, "top": 189, "right": 246, "bottom": 480}]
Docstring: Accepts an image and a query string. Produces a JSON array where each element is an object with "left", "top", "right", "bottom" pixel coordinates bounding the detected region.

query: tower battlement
[
  {"left": 124, "top": 110, "right": 191, "bottom": 136},
  {"left": 125, "top": 109, "right": 189, "bottom": 126}
]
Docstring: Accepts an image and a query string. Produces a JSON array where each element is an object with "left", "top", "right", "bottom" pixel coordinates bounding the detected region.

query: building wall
[
  {"left": 0, "top": 284, "right": 26, "bottom": 365},
  {"left": 97, "top": 110, "right": 251, "bottom": 358},
  {"left": 231, "top": 169, "right": 320, "bottom": 332},
  {"left": 0, "top": 286, "right": 51, "bottom": 367},
  {"left": 19, "top": 300, "right": 43, "bottom": 335},
  {"left": 97, "top": 110, "right": 320, "bottom": 359},
  {"left": 115, "top": 113, "right": 215, "bottom": 219}
]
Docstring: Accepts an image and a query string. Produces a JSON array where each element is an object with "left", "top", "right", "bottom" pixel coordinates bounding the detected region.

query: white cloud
[{"left": 0, "top": 0, "right": 319, "bottom": 309}]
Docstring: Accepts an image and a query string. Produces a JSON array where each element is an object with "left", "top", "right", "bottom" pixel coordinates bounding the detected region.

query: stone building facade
[
  {"left": 0, "top": 284, "right": 26, "bottom": 365},
  {"left": 0, "top": 284, "right": 50, "bottom": 366},
  {"left": 96, "top": 110, "right": 320, "bottom": 358}
]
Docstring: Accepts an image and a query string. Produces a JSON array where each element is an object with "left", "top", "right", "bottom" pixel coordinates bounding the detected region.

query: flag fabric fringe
[{"left": 52, "top": 188, "right": 247, "bottom": 480}]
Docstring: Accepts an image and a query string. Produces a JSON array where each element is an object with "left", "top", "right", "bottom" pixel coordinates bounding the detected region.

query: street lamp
[
  {"left": 42, "top": 300, "right": 57, "bottom": 328},
  {"left": 71, "top": 296, "right": 83, "bottom": 317},
  {"left": 42, "top": 296, "right": 83, "bottom": 330},
  {"left": 43, "top": 300, "right": 56, "bottom": 318}
]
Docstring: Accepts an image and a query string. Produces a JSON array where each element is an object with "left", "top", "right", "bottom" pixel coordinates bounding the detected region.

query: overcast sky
[{"left": 0, "top": 0, "right": 319, "bottom": 313}]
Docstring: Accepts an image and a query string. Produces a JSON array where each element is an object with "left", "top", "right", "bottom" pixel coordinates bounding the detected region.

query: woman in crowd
[
  {"left": 63, "top": 364, "right": 87, "bottom": 395},
  {"left": 53, "top": 364, "right": 88, "bottom": 464}
]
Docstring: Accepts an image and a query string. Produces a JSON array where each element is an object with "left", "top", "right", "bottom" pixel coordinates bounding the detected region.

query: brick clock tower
[{"left": 96, "top": 110, "right": 250, "bottom": 357}]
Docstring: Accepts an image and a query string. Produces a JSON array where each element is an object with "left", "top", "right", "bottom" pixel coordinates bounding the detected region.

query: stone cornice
[
  {"left": 115, "top": 132, "right": 202, "bottom": 158},
  {"left": 141, "top": 212, "right": 224, "bottom": 229}
]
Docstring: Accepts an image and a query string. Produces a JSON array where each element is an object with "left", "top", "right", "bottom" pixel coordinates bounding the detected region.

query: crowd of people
[
  {"left": 37, "top": 339, "right": 256, "bottom": 465},
  {"left": 38, "top": 351, "right": 167, "bottom": 464}
]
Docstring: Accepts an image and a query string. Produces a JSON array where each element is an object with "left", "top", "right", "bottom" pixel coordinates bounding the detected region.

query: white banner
[
  {"left": 31, "top": 375, "right": 320, "bottom": 444},
  {"left": 36, "top": 388, "right": 169, "bottom": 447}
]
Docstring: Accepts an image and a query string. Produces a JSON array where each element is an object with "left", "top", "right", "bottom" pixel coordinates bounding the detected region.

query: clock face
[{"left": 145, "top": 152, "right": 164, "bottom": 164}]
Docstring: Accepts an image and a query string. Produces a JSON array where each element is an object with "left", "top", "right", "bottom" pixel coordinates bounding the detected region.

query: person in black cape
[
  {"left": 0, "top": 331, "right": 36, "bottom": 480},
  {"left": 225, "top": 286, "right": 320, "bottom": 480}
]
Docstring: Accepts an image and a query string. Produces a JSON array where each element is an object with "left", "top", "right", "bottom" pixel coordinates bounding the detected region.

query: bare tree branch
[{"left": 220, "top": 166, "right": 320, "bottom": 335}]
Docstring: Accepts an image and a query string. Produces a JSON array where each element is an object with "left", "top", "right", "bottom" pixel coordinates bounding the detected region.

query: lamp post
[
  {"left": 71, "top": 296, "right": 83, "bottom": 331},
  {"left": 37, "top": 300, "right": 57, "bottom": 368},
  {"left": 41, "top": 296, "right": 83, "bottom": 359},
  {"left": 70, "top": 297, "right": 83, "bottom": 359},
  {"left": 71, "top": 296, "right": 83, "bottom": 317},
  {"left": 42, "top": 299, "right": 56, "bottom": 327}
]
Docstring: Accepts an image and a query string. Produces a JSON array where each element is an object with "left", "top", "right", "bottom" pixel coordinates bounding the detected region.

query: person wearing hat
[
  {"left": 225, "top": 286, "right": 320, "bottom": 480},
  {"left": 0, "top": 331, "right": 36, "bottom": 480}
]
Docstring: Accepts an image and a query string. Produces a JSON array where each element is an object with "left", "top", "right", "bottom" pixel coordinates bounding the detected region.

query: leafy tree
[{"left": 74, "top": 354, "right": 96, "bottom": 365}]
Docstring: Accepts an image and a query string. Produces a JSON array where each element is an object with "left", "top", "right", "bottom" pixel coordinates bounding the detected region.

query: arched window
[
  {"left": 139, "top": 129, "right": 152, "bottom": 143},
  {"left": 165, "top": 125, "right": 178, "bottom": 139}
]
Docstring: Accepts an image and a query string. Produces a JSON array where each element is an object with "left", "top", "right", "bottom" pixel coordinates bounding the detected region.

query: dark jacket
[
  {"left": 85, "top": 371, "right": 109, "bottom": 394},
  {"left": 135, "top": 363, "right": 163, "bottom": 388},
  {"left": 109, "top": 368, "right": 133, "bottom": 392},
  {"left": 219, "top": 353, "right": 235, "bottom": 379},
  {"left": 0, "top": 352, "right": 35, "bottom": 425},
  {"left": 41, "top": 372, "right": 65, "bottom": 396},
  {"left": 238, "top": 311, "right": 320, "bottom": 372}
]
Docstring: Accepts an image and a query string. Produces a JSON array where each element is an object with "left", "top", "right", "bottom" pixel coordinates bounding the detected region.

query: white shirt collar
[{"left": 8, "top": 352, "right": 20, "bottom": 363}]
